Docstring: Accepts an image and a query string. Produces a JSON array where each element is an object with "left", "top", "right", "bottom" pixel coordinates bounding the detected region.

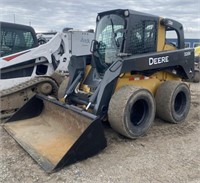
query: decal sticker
[
  {"left": 184, "top": 51, "right": 191, "bottom": 57},
  {"left": 149, "top": 56, "right": 169, "bottom": 66},
  {"left": 2, "top": 50, "right": 30, "bottom": 61}
]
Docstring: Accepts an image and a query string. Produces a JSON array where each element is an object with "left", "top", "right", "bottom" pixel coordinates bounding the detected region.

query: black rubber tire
[
  {"left": 57, "top": 77, "right": 69, "bottom": 99},
  {"left": 108, "top": 86, "right": 156, "bottom": 139},
  {"left": 193, "top": 69, "right": 200, "bottom": 83},
  {"left": 155, "top": 81, "right": 191, "bottom": 123}
]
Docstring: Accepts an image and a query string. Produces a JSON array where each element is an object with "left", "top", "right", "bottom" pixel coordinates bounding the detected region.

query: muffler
[{"left": 4, "top": 94, "right": 107, "bottom": 173}]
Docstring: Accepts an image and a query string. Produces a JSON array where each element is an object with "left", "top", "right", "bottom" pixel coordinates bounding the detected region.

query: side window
[
  {"left": 144, "top": 23, "right": 157, "bottom": 50},
  {"left": 166, "top": 30, "right": 178, "bottom": 47},
  {"left": 129, "top": 20, "right": 157, "bottom": 54}
]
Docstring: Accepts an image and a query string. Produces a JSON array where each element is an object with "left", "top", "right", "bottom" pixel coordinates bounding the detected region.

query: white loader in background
[{"left": 0, "top": 25, "right": 94, "bottom": 120}]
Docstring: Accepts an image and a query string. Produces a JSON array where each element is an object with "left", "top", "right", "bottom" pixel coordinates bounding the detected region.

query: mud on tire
[
  {"left": 108, "top": 86, "right": 156, "bottom": 139},
  {"left": 155, "top": 81, "right": 191, "bottom": 123}
]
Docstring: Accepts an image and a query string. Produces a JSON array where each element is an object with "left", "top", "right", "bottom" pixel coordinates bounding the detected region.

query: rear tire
[
  {"left": 108, "top": 86, "right": 155, "bottom": 139},
  {"left": 155, "top": 81, "right": 191, "bottom": 123}
]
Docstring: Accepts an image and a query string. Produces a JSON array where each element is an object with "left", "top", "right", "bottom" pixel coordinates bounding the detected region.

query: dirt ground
[{"left": 0, "top": 83, "right": 200, "bottom": 183}]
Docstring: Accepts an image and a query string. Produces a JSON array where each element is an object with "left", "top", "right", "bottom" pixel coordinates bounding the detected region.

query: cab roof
[{"left": 97, "top": 9, "right": 159, "bottom": 19}]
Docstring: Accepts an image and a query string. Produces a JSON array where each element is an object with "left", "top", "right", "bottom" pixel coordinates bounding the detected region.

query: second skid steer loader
[
  {"left": 4, "top": 9, "right": 195, "bottom": 172},
  {"left": 193, "top": 46, "right": 200, "bottom": 82},
  {"left": 0, "top": 28, "right": 94, "bottom": 121}
]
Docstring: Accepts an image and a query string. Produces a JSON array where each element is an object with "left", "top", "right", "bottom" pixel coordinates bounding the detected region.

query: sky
[{"left": 0, "top": 0, "right": 199, "bottom": 38}]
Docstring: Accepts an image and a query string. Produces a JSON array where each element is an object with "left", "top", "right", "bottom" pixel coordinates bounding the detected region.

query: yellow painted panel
[
  {"left": 115, "top": 72, "right": 181, "bottom": 95},
  {"left": 157, "top": 18, "right": 166, "bottom": 52}
]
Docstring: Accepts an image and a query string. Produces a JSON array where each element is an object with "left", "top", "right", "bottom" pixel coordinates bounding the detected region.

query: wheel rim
[
  {"left": 130, "top": 99, "right": 148, "bottom": 126},
  {"left": 174, "top": 91, "right": 187, "bottom": 115}
]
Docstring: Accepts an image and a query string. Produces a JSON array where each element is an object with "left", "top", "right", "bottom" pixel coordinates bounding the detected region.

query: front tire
[{"left": 108, "top": 86, "right": 155, "bottom": 139}]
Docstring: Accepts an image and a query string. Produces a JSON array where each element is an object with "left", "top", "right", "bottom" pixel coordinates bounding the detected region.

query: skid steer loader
[
  {"left": 4, "top": 9, "right": 195, "bottom": 172},
  {"left": 193, "top": 46, "right": 200, "bottom": 82}
]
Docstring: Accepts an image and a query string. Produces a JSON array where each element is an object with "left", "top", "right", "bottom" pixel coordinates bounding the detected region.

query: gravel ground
[{"left": 0, "top": 83, "right": 200, "bottom": 183}]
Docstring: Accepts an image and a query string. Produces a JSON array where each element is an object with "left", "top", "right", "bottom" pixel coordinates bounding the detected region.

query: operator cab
[
  {"left": 0, "top": 22, "right": 38, "bottom": 57},
  {"left": 92, "top": 9, "right": 160, "bottom": 73},
  {"left": 91, "top": 9, "right": 185, "bottom": 75}
]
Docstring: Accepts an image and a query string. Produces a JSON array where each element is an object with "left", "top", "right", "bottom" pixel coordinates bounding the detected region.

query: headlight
[
  {"left": 97, "top": 15, "right": 101, "bottom": 21},
  {"left": 124, "top": 10, "right": 129, "bottom": 17}
]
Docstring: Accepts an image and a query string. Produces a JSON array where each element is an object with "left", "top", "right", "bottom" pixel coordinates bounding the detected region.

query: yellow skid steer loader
[{"left": 4, "top": 9, "right": 195, "bottom": 172}]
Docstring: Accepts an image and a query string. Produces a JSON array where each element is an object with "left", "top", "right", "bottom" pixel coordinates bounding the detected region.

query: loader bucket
[{"left": 4, "top": 94, "right": 107, "bottom": 173}]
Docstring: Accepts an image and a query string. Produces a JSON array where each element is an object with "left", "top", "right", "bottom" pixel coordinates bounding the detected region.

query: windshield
[{"left": 96, "top": 14, "right": 125, "bottom": 65}]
